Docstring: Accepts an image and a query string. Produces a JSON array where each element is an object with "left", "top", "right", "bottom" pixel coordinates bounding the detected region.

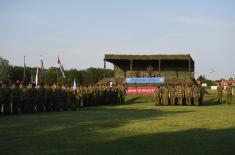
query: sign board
[
  {"left": 126, "top": 77, "right": 165, "bottom": 84},
  {"left": 202, "top": 83, "right": 207, "bottom": 87},
  {"left": 127, "top": 86, "right": 157, "bottom": 95}
]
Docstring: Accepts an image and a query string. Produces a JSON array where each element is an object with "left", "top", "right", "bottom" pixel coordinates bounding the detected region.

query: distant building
[
  {"left": 104, "top": 54, "right": 195, "bottom": 84},
  {"left": 222, "top": 80, "right": 235, "bottom": 86}
]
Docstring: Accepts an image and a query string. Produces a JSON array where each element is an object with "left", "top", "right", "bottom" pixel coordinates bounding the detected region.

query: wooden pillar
[
  {"left": 103, "top": 59, "right": 106, "bottom": 69},
  {"left": 103, "top": 59, "right": 106, "bottom": 78},
  {"left": 130, "top": 59, "right": 133, "bottom": 77},
  {"left": 189, "top": 58, "right": 191, "bottom": 78},
  {"left": 158, "top": 59, "right": 161, "bottom": 76}
]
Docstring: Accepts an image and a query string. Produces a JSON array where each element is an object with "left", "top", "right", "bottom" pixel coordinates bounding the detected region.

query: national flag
[
  {"left": 57, "top": 55, "right": 65, "bottom": 78},
  {"left": 73, "top": 78, "right": 77, "bottom": 90},
  {"left": 40, "top": 55, "right": 44, "bottom": 69},
  {"left": 35, "top": 67, "right": 39, "bottom": 87}
]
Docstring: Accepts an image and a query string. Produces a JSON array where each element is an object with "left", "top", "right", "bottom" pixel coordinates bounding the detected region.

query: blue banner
[{"left": 125, "top": 77, "right": 165, "bottom": 84}]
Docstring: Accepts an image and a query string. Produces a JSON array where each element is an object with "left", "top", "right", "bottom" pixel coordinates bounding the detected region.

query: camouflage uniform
[
  {"left": 190, "top": 85, "right": 195, "bottom": 105},
  {"left": 37, "top": 86, "right": 47, "bottom": 112},
  {"left": 185, "top": 86, "right": 191, "bottom": 105},
  {"left": 11, "top": 85, "right": 22, "bottom": 114},
  {"left": 170, "top": 86, "right": 176, "bottom": 105},
  {"left": 154, "top": 87, "right": 160, "bottom": 105},
  {"left": 163, "top": 85, "right": 169, "bottom": 105},
  {"left": 198, "top": 86, "right": 204, "bottom": 106},
  {"left": 217, "top": 85, "right": 223, "bottom": 104},
  {"left": 182, "top": 85, "right": 186, "bottom": 105},
  {"left": 226, "top": 85, "right": 232, "bottom": 104},
  {"left": 45, "top": 87, "right": 53, "bottom": 112},
  {"left": 0, "top": 85, "right": 3, "bottom": 114},
  {"left": 2, "top": 86, "right": 11, "bottom": 115}
]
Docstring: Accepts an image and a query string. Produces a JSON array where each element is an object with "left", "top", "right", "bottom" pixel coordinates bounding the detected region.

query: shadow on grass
[
  {"left": 125, "top": 95, "right": 155, "bottom": 105},
  {"left": 0, "top": 107, "right": 194, "bottom": 155},
  {"left": 101, "top": 127, "right": 235, "bottom": 155}
]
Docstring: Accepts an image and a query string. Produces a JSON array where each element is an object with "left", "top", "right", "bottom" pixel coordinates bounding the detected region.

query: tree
[
  {"left": 197, "top": 75, "right": 214, "bottom": 86},
  {"left": 0, "top": 57, "right": 13, "bottom": 84}
]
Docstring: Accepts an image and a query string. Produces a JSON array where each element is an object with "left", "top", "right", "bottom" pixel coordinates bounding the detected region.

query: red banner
[{"left": 127, "top": 86, "right": 157, "bottom": 95}]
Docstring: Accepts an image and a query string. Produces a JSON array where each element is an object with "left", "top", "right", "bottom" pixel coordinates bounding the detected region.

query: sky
[{"left": 0, "top": 0, "right": 235, "bottom": 80}]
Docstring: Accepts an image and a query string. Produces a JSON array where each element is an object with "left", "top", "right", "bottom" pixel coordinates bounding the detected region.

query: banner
[
  {"left": 126, "top": 77, "right": 165, "bottom": 84},
  {"left": 127, "top": 86, "right": 157, "bottom": 95}
]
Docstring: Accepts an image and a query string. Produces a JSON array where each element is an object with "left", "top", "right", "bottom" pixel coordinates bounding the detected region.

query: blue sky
[{"left": 0, "top": 0, "right": 235, "bottom": 80}]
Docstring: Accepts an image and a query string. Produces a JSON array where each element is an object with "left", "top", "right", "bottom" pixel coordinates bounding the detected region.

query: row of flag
[{"left": 24, "top": 55, "right": 76, "bottom": 90}]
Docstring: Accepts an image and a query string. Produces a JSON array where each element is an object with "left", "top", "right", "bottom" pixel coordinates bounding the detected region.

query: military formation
[
  {"left": 217, "top": 83, "right": 233, "bottom": 104},
  {"left": 0, "top": 81, "right": 126, "bottom": 115},
  {"left": 154, "top": 83, "right": 205, "bottom": 106}
]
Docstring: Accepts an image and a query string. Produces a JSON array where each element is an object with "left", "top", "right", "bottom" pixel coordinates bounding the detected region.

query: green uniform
[
  {"left": 217, "top": 85, "right": 223, "bottom": 104},
  {"left": 163, "top": 86, "right": 169, "bottom": 105},
  {"left": 198, "top": 87, "right": 204, "bottom": 105},
  {"left": 170, "top": 86, "right": 176, "bottom": 105},
  {"left": 2, "top": 87, "right": 11, "bottom": 115},
  {"left": 11, "top": 86, "right": 22, "bottom": 114},
  {"left": 182, "top": 86, "right": 186, "bottom": 105},
  {"left": 226, "top": 86, "right": 232, "bottom": 104},
  {"left": 154, "top": 87, "right": 160, "bottom": 105},
  {"left": 185, "top": 87, "right": 191, "bottom": 105},
  {"left": 45, "top": 87, "right": 53, "bottom": 111},
  {"left": 0, "top": 87, "right": 3, "bottom": 114},
  {"left": 37, "top": 87, "right": 47, "bottom": 112},
  {"left": 193, "top": 86, "right": 199, "bottom": 105}
]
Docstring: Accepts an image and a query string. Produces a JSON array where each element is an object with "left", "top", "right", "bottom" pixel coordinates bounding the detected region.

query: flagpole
[{"left": 23, "top": 56, "right": 26, "bottom": 83}]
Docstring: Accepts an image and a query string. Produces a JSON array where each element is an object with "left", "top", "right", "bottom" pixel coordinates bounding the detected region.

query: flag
[
  {"left": 57, "top": 55, "right": 65, "bottom": 78},
  {"left": 40, "top": 55, "right": 44, "bottom": 69},
  {"left": 35, "top": 67, "right": 39, "bottom": 87},
  {"left": 73, "top": 78, "right": 77, "bottom": 90}
]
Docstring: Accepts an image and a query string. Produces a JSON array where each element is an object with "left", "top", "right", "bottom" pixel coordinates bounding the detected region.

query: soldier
[
  {"left": 217, "top": 83, "right": 223, "bottom": 104},
  {"left": 30, "top": 83, "right": 38, "bottom": 113},
  {"left": 163, "top": 85, "right": 169, "bottom": 105},
  {"left": 226, "top": 84, "right": 233, "bottom": 104},
  {"left": 61, "top": 87, "right": 68, "bottom": 111},
  {"left": 190, "top": 84, "right": 195, "bottom": 106},
  {"left": 170, "top": 84, "right": 176, "bottom": 105},
  {"left": 198, "top": 85, "right": 204, "bottom": 106},
  {"left": 0, "top": 82, "right": 3, "bottom": 114},
  {"left": 182, "top": 84, "right": 186, "bottom": 105},
  {"left": 69, "top": 86, "right": 76, "bottom": 110},
  {"left": 174, "top": 84, "right": 179, "bottom": 105},
  {"left": 37, "top": 83, "right": 47, "bottom": 112},
  {"left": 159, "top": 85, "right": 164, "bottom": 105},
  {"left": 11, "top": 82, "right": 22, "bottom": 114},
  {"left": 194, "top": 85, "right": 200, "bottom": 106},
  {"left": 154, "top": 86, "right": 160, "bottom": 105},
  {"left": 83, "top": 86, "right": 88, "bottom": 107},
  {"left": 185, "top": 84, "right": 191, "bottom": 105},
  {"left": 45, "top": 84, "right": 53, "bottom": 112},
  {"left": 76, "top": 86, "right": 82, "bottom": 107},
  {"left": 2, "top": 83, "right": 11, "bottom": 115},
  {"left": 53, "top": 86, "right": 62, "bottom": 111}
]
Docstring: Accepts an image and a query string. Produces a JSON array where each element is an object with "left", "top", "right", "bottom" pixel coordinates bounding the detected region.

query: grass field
[{"left": 0, "top": 95, "right": 235, "bottom": 155}]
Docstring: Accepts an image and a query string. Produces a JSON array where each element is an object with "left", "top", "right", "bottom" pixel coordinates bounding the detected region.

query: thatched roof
[{"left": 104, "top": 54, "right": 194, "bottom": 62}]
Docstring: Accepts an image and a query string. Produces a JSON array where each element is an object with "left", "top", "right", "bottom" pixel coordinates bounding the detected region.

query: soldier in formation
[
  {"left": 0, "top": 82, "right": 126, "bottom": 115},
  {"left": 217, "top": 83, "right": 223, "bottom": 104},
  {"left": 225, "top": 84, "right": 233, "bottom": 104},
  {"left": 154, "top": 83, "right": 204, "bottom": 106}
]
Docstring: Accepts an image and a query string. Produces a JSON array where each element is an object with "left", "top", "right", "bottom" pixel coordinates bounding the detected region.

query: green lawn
[{"left": 0, "top": 95, "right": 235, "bottom": 155}]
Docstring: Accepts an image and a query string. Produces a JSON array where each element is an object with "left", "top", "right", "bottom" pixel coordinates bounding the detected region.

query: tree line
[{"left": 0, "top": 56, "right": 114, "bottom": 85}]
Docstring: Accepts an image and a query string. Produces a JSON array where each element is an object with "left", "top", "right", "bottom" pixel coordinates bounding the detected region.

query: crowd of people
[
  {"left": 0, "top": 81, "right": 126, "bottom": 115},
  {"left": 154, "top": 83, "right": 205, "bottom": 106}
]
